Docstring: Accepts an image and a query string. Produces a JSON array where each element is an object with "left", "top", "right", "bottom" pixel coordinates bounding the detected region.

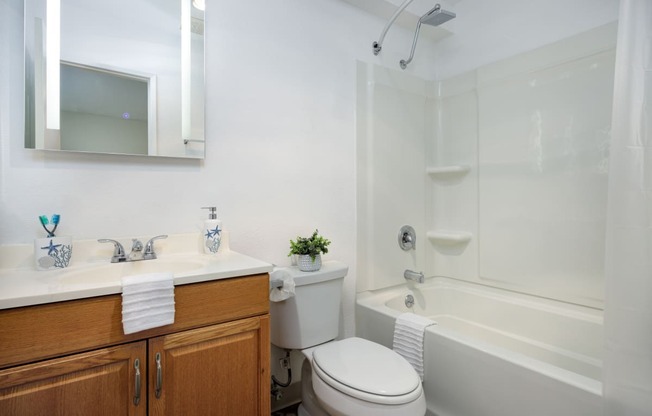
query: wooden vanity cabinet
[
  {"left": 0, "top": 341, "right": 146, "bottom": 416},
  {"left": 0, "top": 274, "right": 270, "bottom": 416},
  {"left": 149, "top": 316, "right": 268, "bottom": 416}
]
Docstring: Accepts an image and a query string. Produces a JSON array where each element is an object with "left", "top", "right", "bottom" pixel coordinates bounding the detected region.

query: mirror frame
[{"left": 23, "top": 0, "right": 205, "bottom": 159}]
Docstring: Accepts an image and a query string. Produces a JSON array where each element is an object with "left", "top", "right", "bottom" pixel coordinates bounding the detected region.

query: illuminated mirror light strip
[
  {"left": 181, "top": 0, "right": 191, "bottom": 142},
  {"left": 46, "top": 0, "right": 60, "bottom": 130}
]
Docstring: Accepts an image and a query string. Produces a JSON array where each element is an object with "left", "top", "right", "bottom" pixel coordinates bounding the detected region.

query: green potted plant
[{"left": 288, "top": 229, "right": 331, "bottom": 272}]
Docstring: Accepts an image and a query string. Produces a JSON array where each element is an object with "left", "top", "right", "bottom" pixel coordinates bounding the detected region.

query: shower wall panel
[
  {"left": 356, "top": 62, "right": 430, "bottom": 292},
  {"left": 426, "top": 72, "right": 479, "bottom": 281},
  {"left": 431, "top": 23, "right": 617, "bottom": 308}
]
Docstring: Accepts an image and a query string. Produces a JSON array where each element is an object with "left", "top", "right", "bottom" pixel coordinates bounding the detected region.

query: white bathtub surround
[
  {"left": 355, "top": 62, "right": 430, "bottom": 293},
  {"left": 603, "top": 1, "right": 652, "bottom": 414},
  {"left": 357, "top": 277, "right": 603, "bottom": 416},
  {"left": 355, "top": 4, "right": 624, "bottom": 415},
  {"left": 356, "top": 21, "right": 617, "bottom": 308},
  {"left": 392, "top": 312, "right": 435, "bottom": 380}
]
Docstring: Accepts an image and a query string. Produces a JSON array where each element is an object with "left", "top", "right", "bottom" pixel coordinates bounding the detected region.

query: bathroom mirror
[{"left": 23, "top": 0, "right": 205, "bottom": 159}]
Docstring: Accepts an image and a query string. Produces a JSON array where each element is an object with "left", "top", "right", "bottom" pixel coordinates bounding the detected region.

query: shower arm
[
  {"left": 372, "top": 0, "right": 416, "bottom": 55},
  {"left": 400, "top": 19, "right": 423, "bottom": 69},
  {"left": 400, "top": 4, "right": 440, "bottom": 69}
]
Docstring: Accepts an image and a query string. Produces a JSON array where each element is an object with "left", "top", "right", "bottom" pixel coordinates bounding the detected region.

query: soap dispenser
[{"left": 201, "top": 207, "right": 222, "bottom": 254}]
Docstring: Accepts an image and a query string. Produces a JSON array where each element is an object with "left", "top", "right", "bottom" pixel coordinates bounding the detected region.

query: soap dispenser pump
[{"left": 201, "top": 207, "right": 222, "bottom": 254}]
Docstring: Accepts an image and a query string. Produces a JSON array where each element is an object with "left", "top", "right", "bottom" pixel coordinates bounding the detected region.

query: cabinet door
[
  {"left": 149, "top": 315, "right": 270, "bottom": 416},
  {"left": 0, "top": 341, "right": 146, "bottom": 416}
]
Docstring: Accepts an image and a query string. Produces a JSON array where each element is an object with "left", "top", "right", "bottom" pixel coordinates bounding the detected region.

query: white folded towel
[
  {"left": 269, "top": 268, "right": 296, "bottom": 302},
  {"left": 393, "top": 312, "right": 436, "bottom": 380},
  {"left": 121, "top": 272, "right": 175, "bottom": 335}
]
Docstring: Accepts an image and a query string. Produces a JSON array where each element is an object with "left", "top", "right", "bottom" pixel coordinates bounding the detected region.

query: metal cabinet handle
[
  {"left": 133, "top": 358, "right": 141, "bottom": 406},
  {"left": 155, "top": 352, "right": 163, "bottom": 398}
]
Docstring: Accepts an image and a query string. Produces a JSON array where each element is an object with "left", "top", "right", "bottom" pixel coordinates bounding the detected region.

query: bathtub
[{"left": 355, "top": 277, "right": 603, "bottom": 416}]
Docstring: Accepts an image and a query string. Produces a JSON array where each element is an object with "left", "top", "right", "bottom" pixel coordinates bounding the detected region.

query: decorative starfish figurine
[{"left": 41, "top": 239, "right": 62, "bottom": 255}]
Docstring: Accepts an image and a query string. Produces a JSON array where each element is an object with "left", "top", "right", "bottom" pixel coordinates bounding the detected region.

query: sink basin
[{"left": 58, "top": 258, "right": 208, "bottom": 285}]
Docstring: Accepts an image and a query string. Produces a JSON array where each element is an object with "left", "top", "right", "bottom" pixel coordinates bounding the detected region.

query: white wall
[{"left": 1, "top": 0, "right": 438, "bottom": 341}]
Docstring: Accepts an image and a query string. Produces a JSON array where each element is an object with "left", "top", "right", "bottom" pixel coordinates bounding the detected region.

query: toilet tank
[{"left": 270, "top": 261, "right": 348, "bottom": 350}]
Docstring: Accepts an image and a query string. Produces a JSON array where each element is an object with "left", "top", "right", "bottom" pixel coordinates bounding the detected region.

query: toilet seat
[{"left": 311, "top": 337, "right": 422, "bottom": 405}]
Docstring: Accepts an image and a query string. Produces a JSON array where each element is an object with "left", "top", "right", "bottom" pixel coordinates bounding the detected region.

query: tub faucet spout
[{"left": 404, "top": 269, "right": 424, "bottom": 283}]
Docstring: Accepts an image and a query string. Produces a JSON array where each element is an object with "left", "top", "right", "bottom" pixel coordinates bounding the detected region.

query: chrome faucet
[
  {"left": 98, "top": 235, "right": 168, "bottom": 263},
  {"left": 129, "top": 239, "right": 144, "bottom": 260},
  {"left": 404, "top": 269, "right": 424, "bottom": 283}
]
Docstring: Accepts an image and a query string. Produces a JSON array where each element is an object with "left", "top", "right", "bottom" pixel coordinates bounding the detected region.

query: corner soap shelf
[
  {"left": 427, "top": 231, "right": 472, "bottom": 245},
  {"left": 426, "top": 165, "right": 470, "bottom": 177}
]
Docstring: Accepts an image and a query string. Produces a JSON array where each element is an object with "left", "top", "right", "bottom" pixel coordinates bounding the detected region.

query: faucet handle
[
  {"left": 98, "top": 239, "right": 127, "bottom": 263},
  {"left": 143, "top": 235, "right": 168, "bottom": 260}
]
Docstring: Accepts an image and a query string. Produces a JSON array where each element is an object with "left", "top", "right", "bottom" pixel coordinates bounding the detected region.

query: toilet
[{"left": 270, "top": 261, "right": 426, "bottom": 416}]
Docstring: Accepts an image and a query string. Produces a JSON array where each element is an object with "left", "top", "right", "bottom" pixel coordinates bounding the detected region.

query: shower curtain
[{"left": 603, "top": 0, "right": 652, "bottom": 415}]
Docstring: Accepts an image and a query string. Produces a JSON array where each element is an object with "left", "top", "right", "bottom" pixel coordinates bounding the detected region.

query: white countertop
[{"left": 0, "top": 233, "right": 273, "bottom": 310}]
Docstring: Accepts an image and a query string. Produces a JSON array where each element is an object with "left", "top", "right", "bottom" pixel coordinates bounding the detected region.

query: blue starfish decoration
[
  {"left": 205, "top": 225, "right": 222, "bottom": 239},
  {"left": 41, "top": 239, "right": 62, "bottom": 255}
]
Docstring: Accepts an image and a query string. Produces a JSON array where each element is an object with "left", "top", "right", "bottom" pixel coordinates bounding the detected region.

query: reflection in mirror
[
  {"left": 24, "top": 0, "right": 205, "bottom": 159},
  {"left": 60, "top": 62, "right": 154, "bottom": 155}
]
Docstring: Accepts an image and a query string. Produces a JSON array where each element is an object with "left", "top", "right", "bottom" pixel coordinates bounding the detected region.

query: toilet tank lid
[{"left": 285, "top": 261, "right": 348, "bottom": 287}]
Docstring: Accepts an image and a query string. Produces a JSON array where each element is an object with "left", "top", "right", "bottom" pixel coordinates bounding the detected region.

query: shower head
[
  {"left": 420, "top": 4, "right": 456, "bottom": 26},
  {"left": 372, "top": 1, "right": 457, "bottom": 69},
  {"left": 399, "top": 3, "right": 456, "bottom": 69}
]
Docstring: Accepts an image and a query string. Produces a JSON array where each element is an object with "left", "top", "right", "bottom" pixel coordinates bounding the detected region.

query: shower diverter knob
[{"left": 398, "top": 225, "right": 416, "bottom": 251}]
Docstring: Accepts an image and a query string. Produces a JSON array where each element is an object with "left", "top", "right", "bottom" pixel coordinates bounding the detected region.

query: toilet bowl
[
  {"left": 270, "top": 262, "right": 426, "bottom": 416},
  {"left": 298, "top": 338, "right": 426, "bottom": 416}
]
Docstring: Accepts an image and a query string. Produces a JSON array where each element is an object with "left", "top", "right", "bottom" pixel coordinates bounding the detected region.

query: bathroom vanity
[{"left": 0, "top": 238, "right": 272, "bottom": 415}]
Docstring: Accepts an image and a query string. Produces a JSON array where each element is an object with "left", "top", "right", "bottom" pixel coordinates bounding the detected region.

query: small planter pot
[
  {"left": 34, "top": 236, "right": 73, "bottom": 270},
  {"left": 297, "top": 254, "right": 321, "bottom": 272}
]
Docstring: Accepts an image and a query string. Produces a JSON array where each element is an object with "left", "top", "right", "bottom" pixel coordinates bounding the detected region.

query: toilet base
[{"left": 300, "top": 358, "right": 330, "bottom": 416}]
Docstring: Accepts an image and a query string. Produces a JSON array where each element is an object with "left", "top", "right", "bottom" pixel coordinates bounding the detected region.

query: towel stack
[
  {"left": 121, "top": 272, "right": 175, "bottom": 335},
  {"left": 393, "top": 312, "right": 436, "bottom": 380}
]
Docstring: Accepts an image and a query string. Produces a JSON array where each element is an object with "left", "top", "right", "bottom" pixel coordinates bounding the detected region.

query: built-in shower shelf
[
  {"left": 426, "top": 165, "right": 470, "bottom": 177},
  {"left": 427, "top": 231, "right": 472, "bottom": 245}
]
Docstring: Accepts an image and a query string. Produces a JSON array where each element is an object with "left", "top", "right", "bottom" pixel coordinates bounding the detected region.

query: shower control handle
[{"left": 398, "top": 225, "right": 416, "bottom": 251}]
